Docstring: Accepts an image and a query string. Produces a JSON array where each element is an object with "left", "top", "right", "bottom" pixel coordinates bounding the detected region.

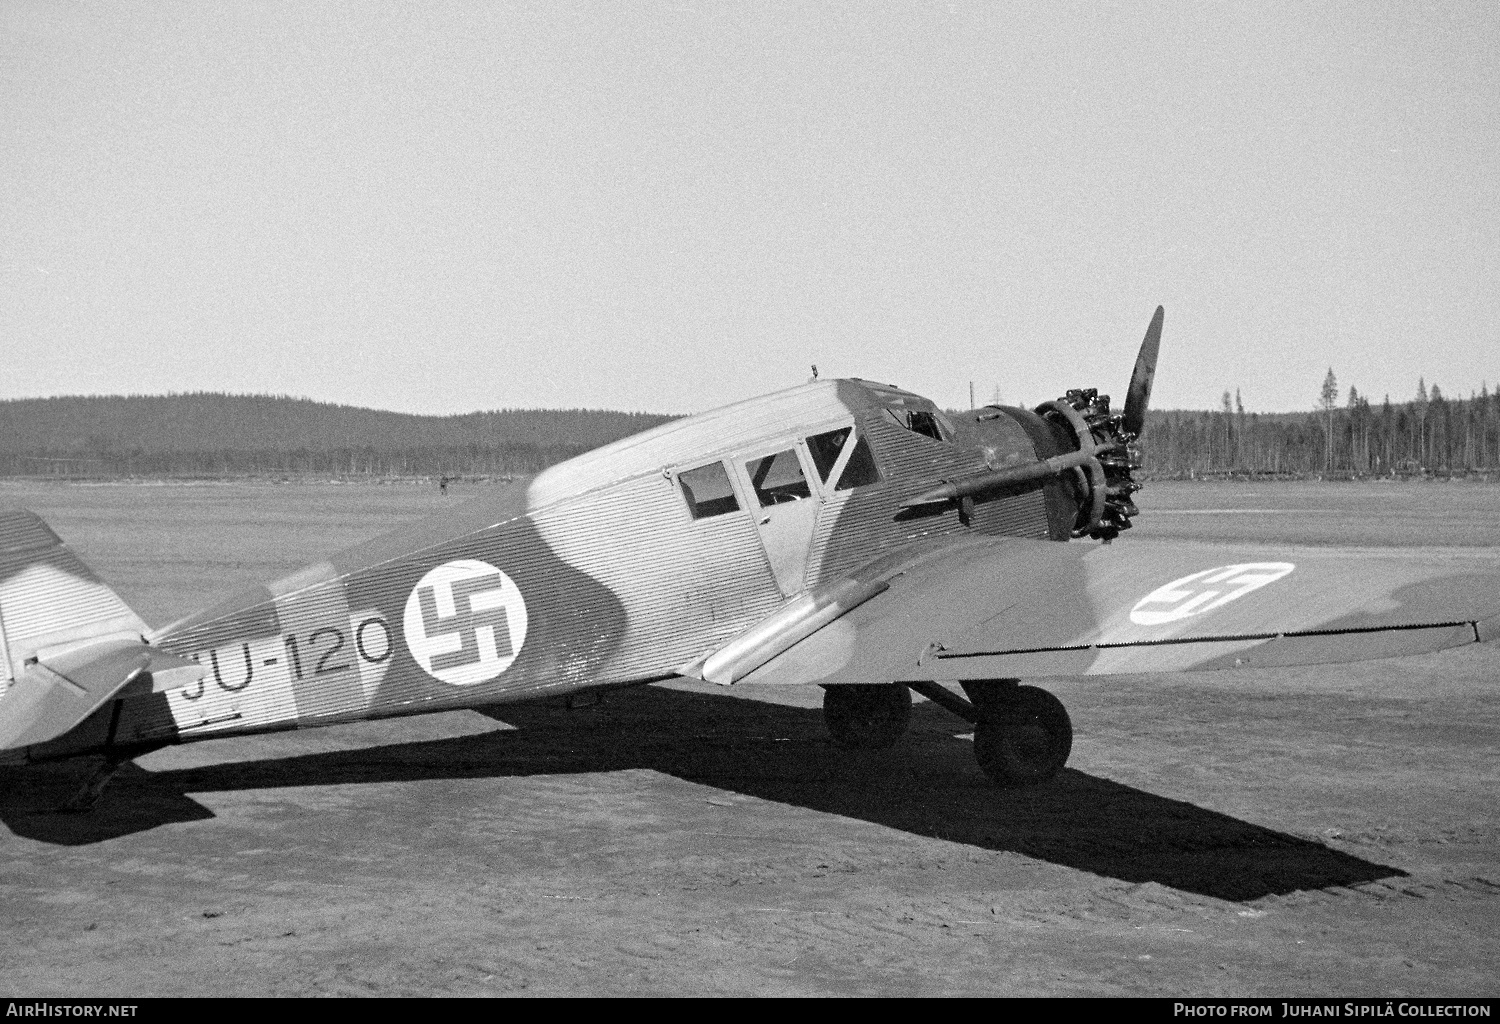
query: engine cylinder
[{"left": 1035, "top": 388, "right": 1142, "bottom": 541}]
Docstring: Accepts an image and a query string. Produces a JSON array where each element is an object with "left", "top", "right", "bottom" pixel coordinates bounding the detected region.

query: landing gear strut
[
  {"left": 908, "top": 678, "right": 1073, "bottom": 787},
  {"left": 56, "top": 755, "right": 129, "bottom": 813},
  {"left": 821, "top": 683, "right": 912, "bottom": 749},
  {"left": 823, "top": 679, "right": 1074, "bottom": 785}
]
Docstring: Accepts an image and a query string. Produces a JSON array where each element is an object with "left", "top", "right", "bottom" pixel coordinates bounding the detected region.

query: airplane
[{"left": 4, "top": 306, "right": 1500, "bottom": 812}]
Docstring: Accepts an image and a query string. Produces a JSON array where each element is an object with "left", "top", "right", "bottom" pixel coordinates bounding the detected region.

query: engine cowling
[
  {"left": 1035, "top": 388, "right": 1142, "bottom": 541},
  {"left": 928, "top": 307, "right": 1159, "bottom": 543}
]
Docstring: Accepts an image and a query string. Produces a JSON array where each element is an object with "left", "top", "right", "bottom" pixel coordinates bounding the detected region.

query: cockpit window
[
  {"left": 679, "top": 462, "right": 740, "bottom": 519},
  {"left": 908, "top": 410, "right": 945, "bottom": 441},
  {"left": 746, "top": 449, "right": 811, "bottom": 506},
  {"left": 883, "top": 407, "right": 947, "bottom": 441},
  {"left": 807, "top": 428, "right": 852, "bottom": 482}
]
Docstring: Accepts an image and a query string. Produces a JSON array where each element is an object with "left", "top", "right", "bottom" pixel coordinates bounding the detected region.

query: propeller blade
[{"left": 1122, "top": 305, "right": 1163, "bottom": 438}]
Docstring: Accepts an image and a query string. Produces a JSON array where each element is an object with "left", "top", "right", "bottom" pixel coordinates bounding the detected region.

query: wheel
[
  {"left": 822, "top": 684, "right": 912, "bottom": 749},
  {"left": 973, "top": 685, "right": 1072, "bottom": 787}
]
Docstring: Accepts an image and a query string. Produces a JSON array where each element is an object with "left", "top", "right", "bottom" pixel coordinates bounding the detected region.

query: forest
[
  {"left": 0, "top": 393, "right": 673, "bottom": 478},
  {"left": 1143, "top": 379, "right": 1499, "bottom": 478},
  {"left": 2, "top": 381, "right": 1496, "bottom": 480}
]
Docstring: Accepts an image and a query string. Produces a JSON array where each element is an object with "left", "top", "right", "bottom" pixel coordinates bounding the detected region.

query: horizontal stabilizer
[
  {"left": 0, "top": 508, "right": 198, "bottom": 752},
  {"left": 0, "top": 635, "right": 205, "bottom": 752},
  {"left": 1, "top": 508, "right": 149, "bottom": 678}
]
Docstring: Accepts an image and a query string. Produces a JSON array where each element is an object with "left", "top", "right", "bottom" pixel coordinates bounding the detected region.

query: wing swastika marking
[
  {"left": 403, "top": 559, "right": 529, "bottom": 685},
  {"left": 1129, "top": 562, "right": 1295, "bottom": 626}
]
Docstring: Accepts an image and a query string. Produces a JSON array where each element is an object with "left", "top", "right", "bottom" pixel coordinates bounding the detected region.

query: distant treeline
[
  {"left": 1142, "top": 383, "right": 1500, "bottom": 478},
  {"left": 0, "top": 393, "right": 676, "bottom": 478},
  {"left": 5, "top": 387, "right": 1496, "bottom": 481}
]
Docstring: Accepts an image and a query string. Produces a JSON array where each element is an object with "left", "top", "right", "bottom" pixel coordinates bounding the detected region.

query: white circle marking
[{"left": 403, "top": 559, "right": 529, "bottom": 685}]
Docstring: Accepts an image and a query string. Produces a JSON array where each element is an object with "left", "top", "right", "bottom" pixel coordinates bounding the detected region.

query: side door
[{"left": 733, "top": 444, "right": 823, "bottom": 597}]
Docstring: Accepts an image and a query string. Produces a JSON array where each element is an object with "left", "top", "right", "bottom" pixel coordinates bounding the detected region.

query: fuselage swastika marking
[{"left": 403, "top": 559, "right": 529, "bottom": 685}]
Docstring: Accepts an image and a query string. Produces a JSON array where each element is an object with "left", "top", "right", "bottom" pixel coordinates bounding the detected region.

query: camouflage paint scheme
[
  {"left": 5, "top": 380, "right": 1045, "bottom": 761},
  {"left": 5, "top": 377, "right": 1500, "bottom": 767}
]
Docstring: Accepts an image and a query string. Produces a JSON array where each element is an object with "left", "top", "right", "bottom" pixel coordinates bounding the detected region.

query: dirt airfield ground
[{"left": 2, "top": 478, "right": 1499, "bottom": 997}]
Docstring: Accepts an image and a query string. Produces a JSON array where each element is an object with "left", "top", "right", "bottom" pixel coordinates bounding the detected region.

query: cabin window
[
  {"left": 806, "top": 427, "right": 852, "bottom": 482},
  {"left": 807, "top": 427, "right": 882, "bottom": 492},
  {"left": 836, "top": 436, "right": 880, "bottom": 490},
  {"left": 679, "top": 462, "right": 740, "bottom": 519},
  {"left": 746, "top": 449, "right": 811, "bottom": 506}
]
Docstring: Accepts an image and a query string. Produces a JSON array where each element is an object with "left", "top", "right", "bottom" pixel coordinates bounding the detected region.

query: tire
[
  {"left": 822, "top": 684, "right": 912, "bottom": 750},
  {"left": 973, "top": 685, "right": 1072, "bottom": 787}
]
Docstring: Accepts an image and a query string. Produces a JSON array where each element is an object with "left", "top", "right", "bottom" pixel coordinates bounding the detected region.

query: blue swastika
[{"left": 416, "top": 573, "right": 513, "bottom": 672}]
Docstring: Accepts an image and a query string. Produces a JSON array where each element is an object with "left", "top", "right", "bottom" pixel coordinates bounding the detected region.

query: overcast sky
[{"left": 3, "top": 2, "right": 1496, "bottom": 416}]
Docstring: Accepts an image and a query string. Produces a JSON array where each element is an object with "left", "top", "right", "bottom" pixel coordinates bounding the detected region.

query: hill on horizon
[
  {"left": 0, "top": 392, "right": 678, "bottom": 477},
  {"left": 3, "top": 389, "right": 1491, "bottom": 480}
]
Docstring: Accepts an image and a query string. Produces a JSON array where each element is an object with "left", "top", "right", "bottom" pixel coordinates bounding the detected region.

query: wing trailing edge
[
  {"left": 923, "top": 619, "right": 1492, "bottom": 679},
  {"left": 727, "top": 535, "right": 1500, "bottom": 687}
]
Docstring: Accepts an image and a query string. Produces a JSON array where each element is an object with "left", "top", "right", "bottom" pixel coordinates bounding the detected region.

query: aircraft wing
[{"left": 685, "top": 535, "right": 1500, "bottom": 687}]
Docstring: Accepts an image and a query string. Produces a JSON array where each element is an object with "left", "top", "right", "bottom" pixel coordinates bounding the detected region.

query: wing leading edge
[{"left": 699, "top": 535, "right": 1500, "bottom": 687}]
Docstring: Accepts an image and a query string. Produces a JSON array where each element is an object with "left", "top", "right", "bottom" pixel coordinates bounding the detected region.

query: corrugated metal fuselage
[{"left": 28, "top": 379, "right": 1060, "bottom": 760}]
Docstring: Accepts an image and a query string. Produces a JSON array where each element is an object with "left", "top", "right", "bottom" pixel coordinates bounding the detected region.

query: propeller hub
[{"left": 1036, "top": 388, "right": 1142, "bottom": 541}]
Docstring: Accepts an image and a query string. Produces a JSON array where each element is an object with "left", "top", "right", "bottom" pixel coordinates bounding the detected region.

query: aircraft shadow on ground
[{"left": 0, "top": 684, "right": 1404, "bottom": 902}]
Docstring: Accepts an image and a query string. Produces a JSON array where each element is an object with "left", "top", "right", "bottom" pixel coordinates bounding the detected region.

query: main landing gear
[
  {"left": 964, "top": 681, "right": 1072, "bottom": 787},
  {"left": 819, "top": 679, "right": 1073, "bottom": 787}
]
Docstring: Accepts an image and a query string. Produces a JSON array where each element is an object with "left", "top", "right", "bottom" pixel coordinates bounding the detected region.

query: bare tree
[
  {"left": 1221, "top": 390, "right": 1234, "bottom": 467},
  {"left": 1235, "top": 388, "right": 1245, "bottom": 466},
  {"left": 1415, "top": 378, "right": 1429, "bottom": 465},
  {"left": 1319, "top": 368, "right": 1339, "bottom": 472}
]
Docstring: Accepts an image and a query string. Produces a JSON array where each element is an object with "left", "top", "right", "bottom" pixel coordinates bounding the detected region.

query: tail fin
[{"left": 0, "top": 508, "right": 158, "bottom": 751}]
